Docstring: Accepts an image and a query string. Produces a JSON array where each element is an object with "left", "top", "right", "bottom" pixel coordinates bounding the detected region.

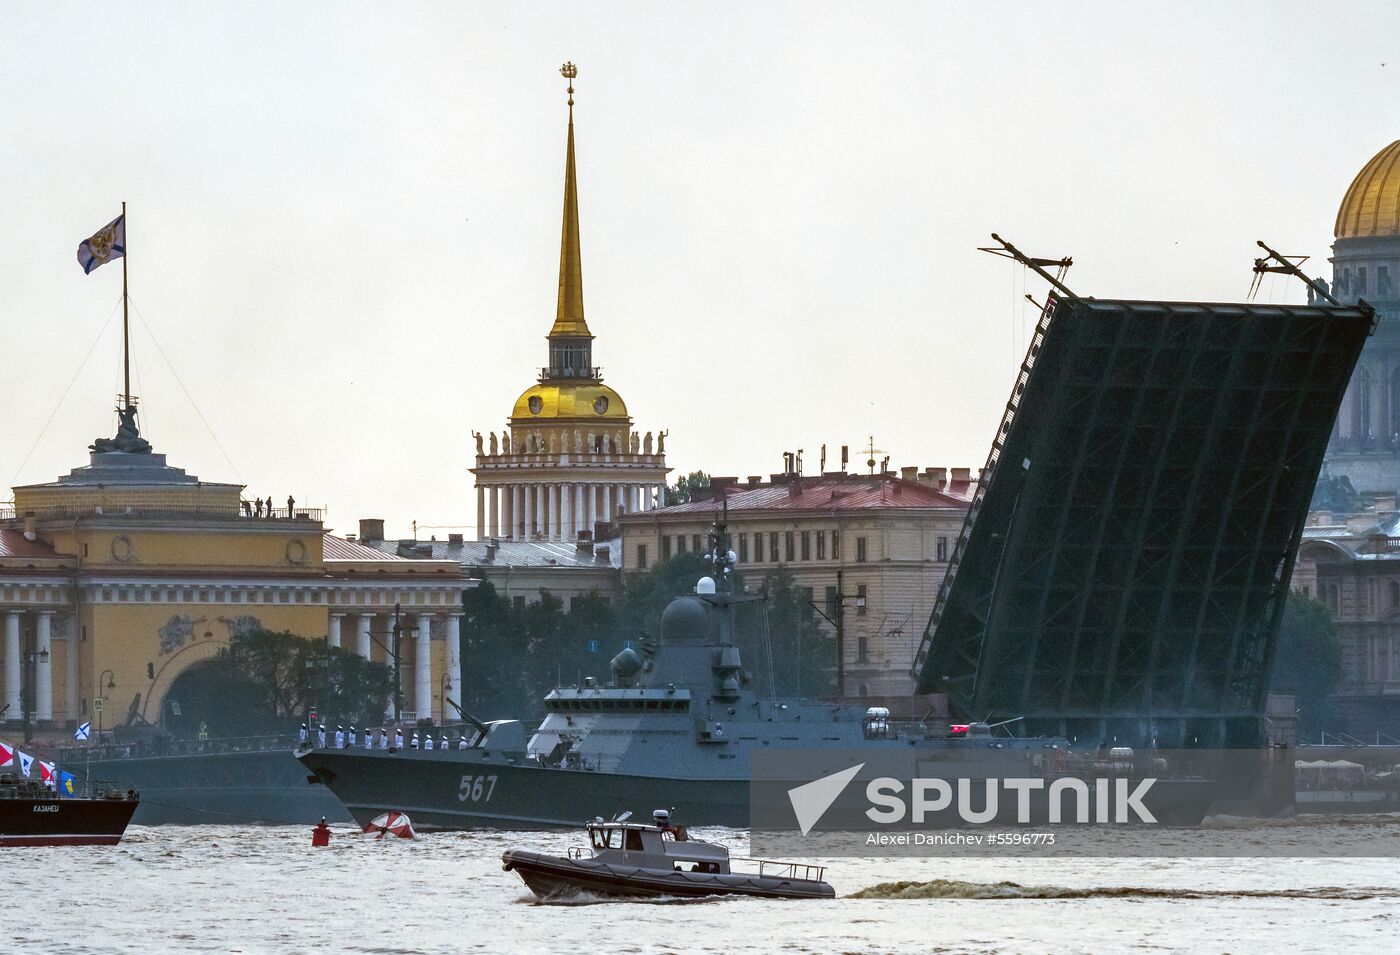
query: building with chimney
[{"left": 618, "top": 465, "right": 976, "bottom": 697}]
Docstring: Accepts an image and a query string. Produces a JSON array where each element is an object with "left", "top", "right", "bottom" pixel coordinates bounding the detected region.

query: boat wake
[
  {"left": 514, "top": 890, "right": 722, "bottom": 907},
  {"left": 848, "top": 879, "right": 1398, "bottom": 901}
]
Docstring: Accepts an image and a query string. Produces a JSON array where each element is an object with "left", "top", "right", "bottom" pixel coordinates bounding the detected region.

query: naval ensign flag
[{"left": 76, "top": 213, "right": 125, "bottom": 274}]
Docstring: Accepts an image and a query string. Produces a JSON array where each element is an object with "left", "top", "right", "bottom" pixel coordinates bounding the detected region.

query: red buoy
[{"left": 312, "top": 818, "right": 331, "bottom": 847}]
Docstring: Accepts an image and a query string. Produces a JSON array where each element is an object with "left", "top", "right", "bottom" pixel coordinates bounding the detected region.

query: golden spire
[{"left": 550, "top": 61, "right": 591, "bottom": 339}]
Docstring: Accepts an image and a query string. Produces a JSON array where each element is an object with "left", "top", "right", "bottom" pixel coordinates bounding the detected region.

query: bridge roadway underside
[{"left": 916, "top": 298, "right": 1373, "bottom": 747}]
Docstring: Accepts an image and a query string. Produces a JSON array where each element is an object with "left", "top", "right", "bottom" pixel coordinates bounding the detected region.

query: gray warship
[{"left": 298, "top": 521, "right": 1215, "bottom": 830}]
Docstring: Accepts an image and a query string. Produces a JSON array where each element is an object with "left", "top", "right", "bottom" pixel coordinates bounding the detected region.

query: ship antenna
[{"left": 708, "top": 497, "right": 735, "bottom": 593}]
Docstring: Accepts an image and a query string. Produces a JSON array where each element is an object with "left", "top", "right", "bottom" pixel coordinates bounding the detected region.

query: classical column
[
  {"left": 615, "top": 483, "right": 626, "bottom": 517},
  {"left": 573, "top": 483, "right": 585, "bottom": 539},
  {"left": 35, "top": 611, "right": 53, "bottom": 722},
  {"left": 64, "top": 618, "right": 77, "bottom": 726},
  {"left": 415, "top": 614, "right": 433, "bottom": 720},
  {"left": 4, "top": 611, "right": 19, "bottom": 720},
  {"left": 582, "top": 482, "right": 594, "bottom": 536},
  {"left": 549, "top": 484, "right": 560, "bottom": 540},
  {"left": 512, "top": 485, "right": 524, "bottom": 539},
  {"left": 356, "top": 614, "right": 373, "bottom": 660},
  {"left": 489, "top": 486, "right": 500, "bottom": 538},
  {"left": 526, "top": 485, "right": 537, "bottom": 540},
  {"left": 561, "top": 483, "right": 574, "bottom": 541},
  {"left": 476, "top": 485, "right": 486, "bottom": 542},
  {"left": 445, "top": 613, "right": 462, "bottom": 716},
  {"left": 328, "top": 613, "right": 343, "bottom": 650}
]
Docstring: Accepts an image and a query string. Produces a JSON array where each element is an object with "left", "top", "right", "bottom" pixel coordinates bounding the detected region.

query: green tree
[
  {"left": 738, "top": 566, "right": 836, "bottom": 699},
  {"left": 207, "top": 628, "right": 392, "bottom": 733},
  {"left": 1271, "top": 593, "right": 1345, "bottom": 737},
  {"left": 668, "top": 470, "right": 711, "bottom": 505}
]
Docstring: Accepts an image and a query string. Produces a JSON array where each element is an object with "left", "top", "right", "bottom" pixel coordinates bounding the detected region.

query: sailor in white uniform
[
  {"left": 348, "top": 726, "right": 358, "bottom": 748},
  {"left": 298, "top": 723, "right": 308, "bottom": 744},
  {"left": 317, "top": 724, "right": 327, "bottom": 748},
  {"left": 424, "top": 733, "right": 435, "bottom": 751},
  {"left": 380, "top": 728, "right": 391, "bottom": 749},
  {"left": 364, "top": 728, "right": 375, "bottom": 750},
  {"left": 440, "top": 734, "right": 449, "bottom": 750},
  {"left": 409, "top": 732, "right": 420, "bottom": 750},
  {"left": 334, "top": 726, "right": 345, "bottom": 749},
  {"left": 457, "top": 733, "right": 470, "bottom": 750},
  {"left": 394, "top": 728, "right": 405, "bottom": 749}
]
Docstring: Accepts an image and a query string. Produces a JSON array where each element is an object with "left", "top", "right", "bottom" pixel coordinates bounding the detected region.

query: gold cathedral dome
[
  {"left": 1336, "top": 140, "right": 1400, "bottom": 239},
  {"left": 511, "top": 381, "right": 629, "bottom": 422}
]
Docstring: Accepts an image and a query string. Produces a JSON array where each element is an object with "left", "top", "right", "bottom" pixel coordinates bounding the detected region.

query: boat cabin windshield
[{"left": 590, "top": 827, "right": 644, "bottom": 851}]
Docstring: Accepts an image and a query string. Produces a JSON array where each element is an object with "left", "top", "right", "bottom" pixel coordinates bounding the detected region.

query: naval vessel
[{"left": 299, "top": 526, "right": 1215, "bottom": 830}]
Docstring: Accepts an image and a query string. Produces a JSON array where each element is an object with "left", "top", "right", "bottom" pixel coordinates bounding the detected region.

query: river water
[{"left": 10, "top": 820, "right": 1399, "bottom": 954}]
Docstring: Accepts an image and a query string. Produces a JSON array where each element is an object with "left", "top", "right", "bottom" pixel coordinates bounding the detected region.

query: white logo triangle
[{"left": 787, "top": 762, "right": 864, "bottom": 835}]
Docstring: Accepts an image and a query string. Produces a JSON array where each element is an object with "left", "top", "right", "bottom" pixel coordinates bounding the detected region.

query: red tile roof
[
  {"left": 0, "top": 529, "right": 60, "bottom": 559},
  {"left": 322, "top": 534, "right": 405, "bottom": 561},
  {"left": 656, "top": 475, "right": 972, "bottom": 515}
]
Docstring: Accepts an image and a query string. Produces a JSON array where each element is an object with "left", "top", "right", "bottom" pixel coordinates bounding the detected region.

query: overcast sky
[{"left": 2, "top": 3, "right": 1396, "bottom": 538}]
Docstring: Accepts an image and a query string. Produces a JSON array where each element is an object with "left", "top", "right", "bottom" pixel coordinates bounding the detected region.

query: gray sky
[{"left": 2, "top": 3, "right": 1396, "bottom": 538}]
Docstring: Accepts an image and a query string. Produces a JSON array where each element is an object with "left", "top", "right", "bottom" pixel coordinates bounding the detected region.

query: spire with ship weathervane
[{"left": 546, "top": 61, "right": 595, "bottom": 380}]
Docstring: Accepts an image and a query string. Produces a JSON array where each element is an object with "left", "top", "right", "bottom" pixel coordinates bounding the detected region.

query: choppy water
[{"left": 10, "top": 820, "right": 1400, "bottom": 954}]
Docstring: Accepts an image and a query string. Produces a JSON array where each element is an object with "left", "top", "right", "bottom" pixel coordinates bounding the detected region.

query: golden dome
[
  {"left": 1336, "top": 140, "right": 1400, "bottom": 239},
  {"left": 511, "top": 381, "right": 629, "bottom": 422}
]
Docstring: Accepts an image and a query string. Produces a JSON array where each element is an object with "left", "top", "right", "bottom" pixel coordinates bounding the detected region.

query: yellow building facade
[{"left": 1, "top": 440, "right": 468, "bottom": 740}]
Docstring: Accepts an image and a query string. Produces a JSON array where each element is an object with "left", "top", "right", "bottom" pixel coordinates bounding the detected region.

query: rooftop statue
[{"left": 91, "top": 404, "right": 153, "bottom": 454}]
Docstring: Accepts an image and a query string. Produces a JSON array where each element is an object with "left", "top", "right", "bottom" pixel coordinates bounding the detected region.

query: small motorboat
[{"left": 502, "top": 809, "right": 834, "bottom": 900}]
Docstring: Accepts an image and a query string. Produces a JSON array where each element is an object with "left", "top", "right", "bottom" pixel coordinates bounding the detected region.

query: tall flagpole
[{"left": 121, "top": 200, "right": 130, "bottom": 409}]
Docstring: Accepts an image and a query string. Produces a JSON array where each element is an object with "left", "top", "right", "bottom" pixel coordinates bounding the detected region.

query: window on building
[
  {"left": 801, "top": 531, "right": 811, "bottom": 561},
  {"left": 1381, "top": 265, "right": 1392, "bottom": 298},
  {"left": 677, "top": 534, "right": 686, "bottom": 554},
  {"left": 831, "top": 529, "right": 840, "bottom": 560},
  {"left": 637, "top": 544, "right": 648, "bottom": 570},
  {"left": 1301, "top": 585, "right": 1310, "bottom": 598},
  {"left": 661, "top": 535, "right": 672, "bottom": 561},
  {"left": 513, "top": 595, "right": 526, "bottom": 611},
  {"left": 816, "top": 531, "right": 826, "bottom": 560},
  {"left": 1358, "top": 266, "right": 1368, "bottom": 296},
  {"left": 769, "top": 532, "right": 779, "bottom": 562},
  {"left": 738, "top": 533, "right": 749, "bottom": 563},
  {"left": 1390, "top": 580, "right": 1399, "bottom": 609},
  {"left": 936, "top": 536, "right": 948, "bottom": 562},
  {"left": 856, "top": 536, "right": 868, "bottom": 562},
  {"left": 692, "top": 534, "right": 702, "bottom": 554},
  {"left": 825, "top": 585, "right": 839, "bottom": 619},
  {"left": 857, "top": 583, "right": 868, "bottom": 615},
  {"left": 857, "top": 635, "right": 870, "bottom": 663},
  {"left": 800, "top": 586, "right": 814, "bottom": 609},
  {"left": 784, "top": 532, "right": 795, "bottom": 562}
]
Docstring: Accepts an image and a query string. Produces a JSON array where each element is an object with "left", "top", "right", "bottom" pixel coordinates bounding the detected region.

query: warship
[{"left": 298, "top": 521, "right": 1215, "bottom": 831}]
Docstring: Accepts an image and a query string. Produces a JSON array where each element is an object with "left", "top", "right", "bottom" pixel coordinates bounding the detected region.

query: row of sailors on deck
[{"left": 300, "top": 723, "right": 472, "bottom": 751}]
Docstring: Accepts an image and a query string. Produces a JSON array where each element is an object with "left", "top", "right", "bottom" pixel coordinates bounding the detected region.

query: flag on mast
[
  {"left": 76, "top": 213, "right": 126, "bottom": 274},
  {"left": 0, "top": 741, "right": 12, "bottom": 767},
  {"left": 18, "top": 751, "right": 34, "bottom": 777},
  {"left": 74, "top": 721, "right": 91, "bottom": 741}
]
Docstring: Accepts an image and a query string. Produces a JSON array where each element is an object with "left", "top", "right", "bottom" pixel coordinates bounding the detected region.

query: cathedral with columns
[{"left": 471, "top": 64, "right": 670, "bottom": 543}]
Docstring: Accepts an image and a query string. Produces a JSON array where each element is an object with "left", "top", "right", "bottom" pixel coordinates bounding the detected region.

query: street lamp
[
  {"left": 20, "top": 638, "right": 50, "bottom": 745},
  {"left": 440, "top": 670, "right": 453, "bottom": 725},
  {"left": 97, "top": 669, "right": 115, "bottom": 745}
]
